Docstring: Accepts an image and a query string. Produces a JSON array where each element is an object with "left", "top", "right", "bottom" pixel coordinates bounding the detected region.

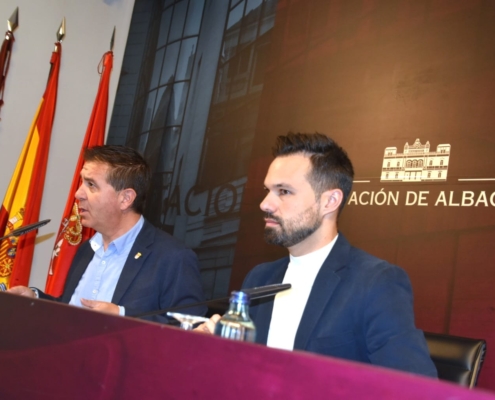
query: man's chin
[
  {"left": 264, "top": 226, "right": 278, "bottom": 235},
  {"left": 79, "top": 218, "right": 91, "bottom": 229},
  {"left": 263, "top": 228, "right": 285, "bottom": 247}
]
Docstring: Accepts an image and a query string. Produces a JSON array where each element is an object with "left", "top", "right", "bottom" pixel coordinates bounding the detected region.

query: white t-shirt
[{"left": 266, "top": 235, "right": 338, "bottom": 351}]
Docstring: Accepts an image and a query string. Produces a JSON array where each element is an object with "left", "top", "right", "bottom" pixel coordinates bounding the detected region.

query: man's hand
[
  {"left": 80, "top": 298, "right": 119, "bottom": 315},
  {"left": 7, "top": 286, "right": 36, "bottom": 298},
  {"left": 194, "top": 314, "right": 221, "bottom": 334}
]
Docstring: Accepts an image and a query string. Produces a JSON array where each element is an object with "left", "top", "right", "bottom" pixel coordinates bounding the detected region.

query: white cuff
[{"left": 29, "top": 287, "right": 39, "bottom": 298}]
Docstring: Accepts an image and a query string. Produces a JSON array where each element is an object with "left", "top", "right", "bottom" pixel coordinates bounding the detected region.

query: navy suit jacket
[
  {"left": 40, "top": 219, "right": 206, "bottom": 323},
  {"left": 242, "top": 234, "right": 437, "bottom": 378}
]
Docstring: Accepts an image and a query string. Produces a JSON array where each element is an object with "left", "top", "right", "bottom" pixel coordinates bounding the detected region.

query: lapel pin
[{"left": 135, "top": 252, "right": 142, "bottom": 259}]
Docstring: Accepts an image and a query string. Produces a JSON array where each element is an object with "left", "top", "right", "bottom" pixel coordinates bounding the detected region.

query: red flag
[
  {"left": 45, "top": 51, "right": 113, "bottom": 296},
  {"left": 0, "top": 30, "right": 15, "bottom": 119},
  {"left": 0, "top": 7, "right": 18, "bottom": 119},
  {"left": 0, "top": 43, "right": 62, "bottom": 287}
]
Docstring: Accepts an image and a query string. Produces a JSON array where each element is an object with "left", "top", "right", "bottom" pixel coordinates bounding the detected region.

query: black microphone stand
[
  {"left": 0, "top": 219, "right": 51, "bottom": 292},
  {"left": 0, "top": 219, "right": 51, "bottom": 242},
  {"left": 132, "top": 283, "right": 291, "bottom": 319}
]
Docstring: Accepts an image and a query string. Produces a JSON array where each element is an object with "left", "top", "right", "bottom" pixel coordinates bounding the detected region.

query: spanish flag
[
  {"left": 0, "top": 43, "right": 62, "bottom": 287},
  {"left": 45, "top": 50, "right": 113, "bottom": 296}
]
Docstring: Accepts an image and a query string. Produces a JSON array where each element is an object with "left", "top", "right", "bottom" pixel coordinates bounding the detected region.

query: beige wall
[{"left": 0, "top": 0, "right": 135, "bottom": 288}]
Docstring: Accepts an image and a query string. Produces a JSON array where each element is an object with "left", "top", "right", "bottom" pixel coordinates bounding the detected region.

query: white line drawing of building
[{"left": 380, "top": 139, "right": 451, "bottom": 182}]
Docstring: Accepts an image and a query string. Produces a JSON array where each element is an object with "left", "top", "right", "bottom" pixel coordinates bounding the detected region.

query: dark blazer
[
  {"left": 39, "top": 219, "right": 206, "bottom": 323},
  {"left": 242, "top": 234, "right": 438, "bottom": 378}
]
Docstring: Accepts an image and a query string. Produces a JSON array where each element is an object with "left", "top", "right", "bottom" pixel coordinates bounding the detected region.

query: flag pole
[
  {"left": 45, "top": 28, "right": 114, "bottom": 296},
  {"left": 4, "top": 19, "right": 64, "bottom": 287},
  {"left": 0, "top": 7, "right": 19, "bottom": 119}
]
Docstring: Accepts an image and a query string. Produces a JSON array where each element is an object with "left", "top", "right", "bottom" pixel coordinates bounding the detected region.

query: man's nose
[
  {"left": 260, "top": 192, "right": 274, "bottom": 213},
  {"left": 75, "top": 184, "right": 84, "bottom": 200}
]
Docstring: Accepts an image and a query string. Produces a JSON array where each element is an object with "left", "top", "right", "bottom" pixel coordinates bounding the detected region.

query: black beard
[{"left": 263, "top": 212, "right": 322, "bottom": 248}]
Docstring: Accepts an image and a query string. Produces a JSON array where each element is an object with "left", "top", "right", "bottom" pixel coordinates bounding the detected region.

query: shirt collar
[
  {"left": 289, "top": 234, "right": 339, "bottom": 266},
  {"left": 89, "top": 216, "right": 144, "bottom": 255}
]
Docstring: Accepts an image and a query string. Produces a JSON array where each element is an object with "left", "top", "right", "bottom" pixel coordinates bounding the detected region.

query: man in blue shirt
[{"left": 8, "top": 145, "right": 205, "bottom": 323}]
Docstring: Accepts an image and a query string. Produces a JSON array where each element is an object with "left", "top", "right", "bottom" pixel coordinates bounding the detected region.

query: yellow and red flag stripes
[
  {"left": 45, "top": 51, "right": 113, "bottom": 296},
  {"left": 0, "top": 43, "right": 62, "bottom": 287}
]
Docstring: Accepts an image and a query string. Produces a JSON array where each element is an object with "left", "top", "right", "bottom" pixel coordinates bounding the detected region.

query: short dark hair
[
  {"left": 272, "top": 132, "right": 354, "bottom": 212},
  {"left": 84, "top": 145, "right": 151, "bottom": 214}
]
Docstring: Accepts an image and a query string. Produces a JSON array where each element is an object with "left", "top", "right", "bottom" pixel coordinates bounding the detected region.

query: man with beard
[{"left": 201, "top": 132, "right": 437, "bottom": 378}]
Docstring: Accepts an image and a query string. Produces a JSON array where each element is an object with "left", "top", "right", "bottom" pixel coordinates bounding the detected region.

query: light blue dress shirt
[{"left": 69, "top": 216, "right": 144, "bottom": 315}]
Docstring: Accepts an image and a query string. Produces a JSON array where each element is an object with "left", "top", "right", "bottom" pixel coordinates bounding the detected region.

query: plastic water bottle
[{"left": 214, "top": 291, "right": 256, "bottom": 342}]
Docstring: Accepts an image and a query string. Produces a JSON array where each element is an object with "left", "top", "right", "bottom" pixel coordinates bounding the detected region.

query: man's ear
[
  {"left": 320, "top": 188, "right": 343, "bottom": 216},
  {"left": 119, "top": 188, "right": 137, "bottom": 211}
]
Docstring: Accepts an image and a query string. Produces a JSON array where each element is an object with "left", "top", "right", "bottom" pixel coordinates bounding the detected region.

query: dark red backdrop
[{"left": 231, "top": 0, "right": 495, "bottom": 390}]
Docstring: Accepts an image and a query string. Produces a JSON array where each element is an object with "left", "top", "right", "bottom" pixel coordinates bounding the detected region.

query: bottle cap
[{"left": 230, "top": 290, "right": 250, "bottom": 304}]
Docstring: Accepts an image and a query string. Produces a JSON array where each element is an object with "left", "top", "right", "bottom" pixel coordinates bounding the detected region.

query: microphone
[
  {"left": 0, "top": 219, "right": 51, "bottom": 242},
  {"left": 242, "top": 283, "right": 292, "bottom": 299},
  {"left": 133, "top": 283, "right": 291, "bottom": 319}
]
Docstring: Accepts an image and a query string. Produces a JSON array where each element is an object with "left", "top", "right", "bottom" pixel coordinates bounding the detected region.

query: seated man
[
  {"left": 9, "top": 145, "right": 205, "bottom": 323},
  {"left": 200, "top": 132, "right": 437, "bottom": 378}
]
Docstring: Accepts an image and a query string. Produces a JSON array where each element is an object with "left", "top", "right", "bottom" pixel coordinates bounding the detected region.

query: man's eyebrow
[
  {"left": 265, "top": 182, "right": 294, "bottom": 189},
  {"left": 81, "top": 175, "right": 96, "bottom": 185}
]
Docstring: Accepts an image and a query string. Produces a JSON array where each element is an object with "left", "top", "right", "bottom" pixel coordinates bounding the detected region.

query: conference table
[{"left": 0, "top": 292, "right": 494, "bottom": 399}]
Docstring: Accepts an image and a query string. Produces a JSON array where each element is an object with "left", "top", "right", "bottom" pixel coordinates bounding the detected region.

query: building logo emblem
[{"left": 380, "top": 138, "right": 451, "bottom": 182}]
